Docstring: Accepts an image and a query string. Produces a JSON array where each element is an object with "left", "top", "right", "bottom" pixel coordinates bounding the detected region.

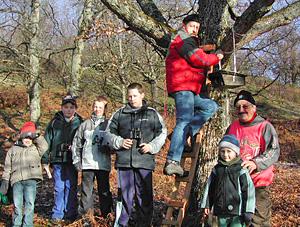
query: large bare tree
[{"left": 97, "top": 0, "right": 300, "bottom": 224}]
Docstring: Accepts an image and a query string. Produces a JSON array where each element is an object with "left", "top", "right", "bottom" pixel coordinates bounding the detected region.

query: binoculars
[
  {"left": 130, "top": 128, "right": 143, "bottom": 147},
  {"left": 56, "top": 143, "right": 71, "bottom": 158}
]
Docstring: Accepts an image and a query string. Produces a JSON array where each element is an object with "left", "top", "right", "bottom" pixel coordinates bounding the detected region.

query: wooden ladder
[{"left": 162, "top": 131, "right": 203, "bottom": 227}]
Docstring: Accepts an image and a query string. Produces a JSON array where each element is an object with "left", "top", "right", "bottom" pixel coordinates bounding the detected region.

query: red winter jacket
[
  {"left": 166, "top": 28, "right": 220, "bottom": 95},
  {"left": 227, "top": 116, "right": 280, "bottom": 187}
]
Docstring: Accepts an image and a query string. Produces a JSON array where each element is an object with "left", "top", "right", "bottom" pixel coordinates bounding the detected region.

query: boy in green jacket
[{"left": 41, "top": 95, "right": 83, "bottom": 223}]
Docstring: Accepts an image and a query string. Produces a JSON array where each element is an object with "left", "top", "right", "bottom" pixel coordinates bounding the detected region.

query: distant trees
[
  {"left": 0, "top": 1, "right": 299, "bottom": 221},
  {"left": 0, "top": 0, "right": 42, "bottom": 122}
]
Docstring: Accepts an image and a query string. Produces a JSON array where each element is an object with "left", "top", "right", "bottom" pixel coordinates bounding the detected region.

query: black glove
[
  {"left": 74, "top": 162, "right": 82, "bottom": 172},
  {"left": 243, "top": 212, "right": 253, "bottom": 225},
  {"left": 0, "top": 180, "right": 9, "bottom": 195},
  {"left": 208, "top": 71, "right": 225, "bottom": 88},
  {"left": 0, "top": 192, "right": 9, "bottom": 205}
]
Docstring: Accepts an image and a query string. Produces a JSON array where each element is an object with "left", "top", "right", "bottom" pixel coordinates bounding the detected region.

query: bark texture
[
  {"left": 70, "top": 0, "right": 94, "bottom": 96},
  {"left": 28, "top": 0, "right": 41, "bottom": 123}
]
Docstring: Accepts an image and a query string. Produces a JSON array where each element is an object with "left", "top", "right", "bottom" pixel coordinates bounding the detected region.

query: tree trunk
[
  {"left": 122, "top": 84, "right": 126, "bottom": 104},
  {"left": 70, "top": 0, "right": 94, "bottom": 96},
  {"left": 183, "top": 90, "right": 231, "bottom": 226},
  {"left": 28, "top": 0, "right": 41, "bottom": 123}
]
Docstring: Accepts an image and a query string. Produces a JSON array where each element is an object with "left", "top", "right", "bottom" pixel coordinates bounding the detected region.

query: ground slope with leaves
[{"left": 0, "top": 87, "right": 299, "bottom": 227}]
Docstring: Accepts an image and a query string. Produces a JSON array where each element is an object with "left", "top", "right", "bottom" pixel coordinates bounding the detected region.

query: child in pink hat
[{"left": 0, "top": 121, "right": 48, "bottom": 227}]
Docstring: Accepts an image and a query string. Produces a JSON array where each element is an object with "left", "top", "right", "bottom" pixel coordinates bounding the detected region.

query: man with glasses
[{"left": 226, "top": 90, "right": 280, "bottom": 227}]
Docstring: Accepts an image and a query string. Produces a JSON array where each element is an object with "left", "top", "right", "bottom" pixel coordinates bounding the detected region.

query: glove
[
  {"left": 208, "top": 71, "right": 225, "bottom": 88},
  {"left": 0, "top": 180, "right": 9, "bottom": 195},
  {"left": 74, "top": 162, "right": 82, "bottom": 172},
  {"left": 0, "top": 192, "right": 9, "bottom": 205},
  {"left": 243, "top": 212, "right": 253, "bottom": 225}
]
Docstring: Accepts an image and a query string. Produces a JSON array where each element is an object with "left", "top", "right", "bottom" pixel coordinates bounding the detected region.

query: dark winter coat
[
  {"left": 42, "top": 111, "right": 83, "bottom": 164},
  {"left": 106, "top": 101, "right": 167, "bottom": 170},
  {"left": 200, "top": 157, "right": 255, "bottom": 217}
]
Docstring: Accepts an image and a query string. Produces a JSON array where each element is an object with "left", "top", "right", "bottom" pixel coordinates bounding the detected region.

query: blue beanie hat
[{"left": 219, "top": 134, "right": 240, "bottom": 155}]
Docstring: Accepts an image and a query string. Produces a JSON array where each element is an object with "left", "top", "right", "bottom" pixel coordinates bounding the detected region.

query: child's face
[
  {"left": 93, "top": 101, "right": 106, "bottom": 117},
  {"left": 127, "top": 88, "right": 144, "bottom": 109},
  {"left": 219, "top": 147, "right": 237, "bottom": 162},
  {"left": 61, "top": 103, "right": 76, "bottom": 118},
  {"left": 22, "top": 137, "right": 33, "bottom": 147}
]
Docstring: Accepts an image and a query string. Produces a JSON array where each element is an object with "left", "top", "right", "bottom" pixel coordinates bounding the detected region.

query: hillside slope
[{"left": 0, "top": 82, "right": 299, "bottom": 226}]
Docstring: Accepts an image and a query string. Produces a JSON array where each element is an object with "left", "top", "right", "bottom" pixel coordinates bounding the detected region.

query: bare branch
[
  {"left": 236, "top": 1, "right": 300, "bottom": 50},
  {"left": 221, "top": 0, "right": 300, "bottom": 63},
  {"left": 136, "top": 0, "right": 167, "bottom": 23},
  {"left": 100, "top": 0, "right": 173, "bottom": 54}
]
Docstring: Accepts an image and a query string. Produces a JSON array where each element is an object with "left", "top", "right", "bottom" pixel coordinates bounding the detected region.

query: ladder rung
[
  {"left": 175, "top": 176, "right": 190, "bottom": 182},
  {"left": 166, "top": 199, "right": 185, "bottom": 208},
  {"left": 175, "top": 171, "right": 190, "bottom": 182},
  {"left": 182, "top": 151, "right": 197, "bottom": 158}
]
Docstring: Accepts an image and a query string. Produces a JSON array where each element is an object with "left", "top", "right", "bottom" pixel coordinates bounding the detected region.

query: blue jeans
[
  {"left": 167, "top": 91, "right": 219, "bottom": 162},
  {"left": 12, "top": 179, "right": 37, "bottom": 227},
  {"left": 52, "top": 163, "right": 78, "bottom": 220}
]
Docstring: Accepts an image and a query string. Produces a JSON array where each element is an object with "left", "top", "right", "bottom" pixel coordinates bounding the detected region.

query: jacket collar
[{"left": 122, "top": 100, "right": 148, "bottom": 114}]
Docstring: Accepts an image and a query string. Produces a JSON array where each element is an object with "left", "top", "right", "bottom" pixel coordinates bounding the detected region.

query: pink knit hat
[{"left": 20, "top": 122, "right": 36, "bottom": 138}]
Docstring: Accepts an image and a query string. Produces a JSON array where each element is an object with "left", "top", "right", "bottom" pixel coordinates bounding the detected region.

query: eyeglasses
[{"left": 235, "top": 104, "right": 253, "bottom": 111}]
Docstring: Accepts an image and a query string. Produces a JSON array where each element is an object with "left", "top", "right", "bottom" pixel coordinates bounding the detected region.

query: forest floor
[{"left": 0, "top": 88, "right": 299, "bottom": 227}]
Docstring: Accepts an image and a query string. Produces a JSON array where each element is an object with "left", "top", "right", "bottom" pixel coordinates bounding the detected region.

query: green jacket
[
  {"left": 42, "top": 111, "right": 83, "bottom": 164},
  {"left": 2, "top": 136, "right": 48, "bottom": 186}
]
